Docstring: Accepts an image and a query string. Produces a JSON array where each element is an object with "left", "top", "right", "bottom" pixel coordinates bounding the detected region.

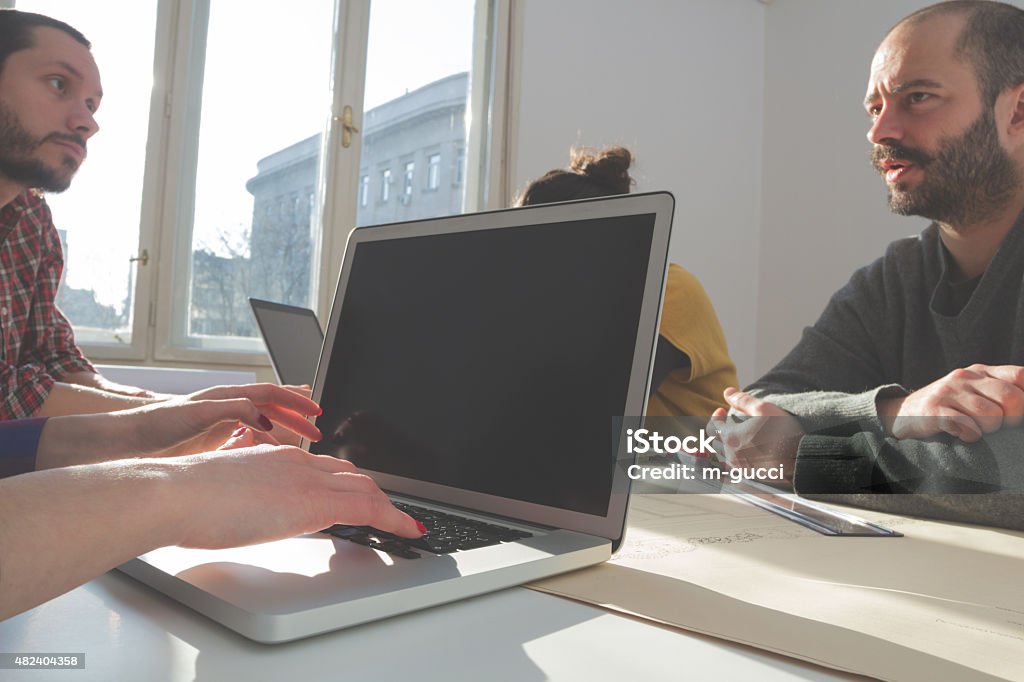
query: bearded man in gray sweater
[{"left": 717, "top": 1, "right": 1024, "bottom": 529}]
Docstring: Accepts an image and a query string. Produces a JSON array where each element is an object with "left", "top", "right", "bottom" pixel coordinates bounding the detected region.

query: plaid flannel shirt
[{"left": 0, "top": 191, "right": 94, "bottom": 420}]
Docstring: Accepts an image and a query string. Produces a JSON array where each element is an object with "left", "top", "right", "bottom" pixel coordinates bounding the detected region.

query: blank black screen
[{"left": 311, "top": 214, "right": 656, "bottom": 516}]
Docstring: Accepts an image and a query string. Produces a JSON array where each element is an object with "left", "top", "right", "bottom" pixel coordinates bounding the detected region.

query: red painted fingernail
[
  {"left": 415, "top": 521, "right": 428, "bottom": 534},
  {"left": 231, "top": 426, "right": 246, "bottom": 437},
  {"left": 315, "top": 407, "right": 323, "bottom": 416},
  {"left": 258, "top": 415, "right": 273, "bottom": 431}
]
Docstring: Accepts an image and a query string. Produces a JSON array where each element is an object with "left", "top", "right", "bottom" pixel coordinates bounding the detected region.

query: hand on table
[
  {"left": 709, "top": 387, "right": 803, "bottom": 489},
  {"left": 878, "top": 364, "right": 1024, "bottom": 442}
]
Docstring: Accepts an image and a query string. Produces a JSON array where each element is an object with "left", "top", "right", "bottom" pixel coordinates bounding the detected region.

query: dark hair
[
  {"left": 515, "top": 145, "right": 635, "bottom": 207},
  {"left": 894, "top": 1, "right": 1024, "bottom": 106},
  {"left": 0, "top": 10, "right": 90, "bottom": 76}
]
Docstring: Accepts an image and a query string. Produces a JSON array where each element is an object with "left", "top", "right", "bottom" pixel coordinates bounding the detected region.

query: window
[
  {"left": 359, "top": 174, "right": 370, "bottom": 207},
  {"left": 403, "top": 161, "right": 415, "bottom": 199},
  {"left": 169, "top": 1, "right": 334, "bottom": 350},
  {"left": 427, "top": 153, "right": 442, "bottom": 190},
  {"left": 454, "top": 148, "right": 465, "bottom": 187},
  {"left": 17, "top": 0, "right": 510, "bottom": 365},
  {"left": 352, "top": 0, "right": 504, "bottom": 229}
]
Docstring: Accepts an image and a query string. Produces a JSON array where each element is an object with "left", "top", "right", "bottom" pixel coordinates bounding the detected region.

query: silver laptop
[
  {"left": 248, "top": 297, "right": 324, "bottom": 386},
  {"left": 119, "top": 192, "right": 675, "bottom": 643}
]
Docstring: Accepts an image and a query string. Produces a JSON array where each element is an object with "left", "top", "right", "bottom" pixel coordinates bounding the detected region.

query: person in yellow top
[
  {"left": 516, "top": 145, "right": 737, "bottom": 416},
  {"left": 646, "top": 262, "right": 736, "bottom": 416}
]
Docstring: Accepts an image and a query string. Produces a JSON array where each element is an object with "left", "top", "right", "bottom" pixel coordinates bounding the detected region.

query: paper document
[{"left": 529, "top": 494, "right": 1024, "bottom": 682}]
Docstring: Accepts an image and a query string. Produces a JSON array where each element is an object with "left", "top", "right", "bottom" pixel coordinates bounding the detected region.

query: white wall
[{"left": 514, "top": 0, "right": 767, "bottom": 384}]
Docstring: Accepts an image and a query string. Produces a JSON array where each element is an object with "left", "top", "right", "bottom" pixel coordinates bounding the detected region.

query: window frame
[
  {"left": 403, "top": 159, "right": 415, "bottom": 200},
  {"left": 55, "top": 0, "right": 516, "bottom": 368},
  {"left": 380, "top": 167, "right": 392, "bottom": 203},
  {"left": 359, "top": 173, "right": 370, "bottom": 207},
  {"left": 426, "top": 152, "right": 441, "bottom": 190}
]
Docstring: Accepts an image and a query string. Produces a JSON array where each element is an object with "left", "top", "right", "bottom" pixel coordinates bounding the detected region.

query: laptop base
[{"left": 119, "top": 530, "right": 608, "bottom": 643}]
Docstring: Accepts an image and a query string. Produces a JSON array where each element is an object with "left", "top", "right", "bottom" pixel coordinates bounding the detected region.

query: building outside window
[
  {"left": 454, "top": 148, "right": 465, "bottom": 187},
  {"left": 427, "top": 153, "right": 442, "bottom": 190},
  {"left": 359, "top": 174, "right": 370, "bottom": 207},
  {"left": 403, "top": 161, "right": 415, "bottom": 201},
  {"left": 279, "top": 73, "right": 470, "bottom": 229}
]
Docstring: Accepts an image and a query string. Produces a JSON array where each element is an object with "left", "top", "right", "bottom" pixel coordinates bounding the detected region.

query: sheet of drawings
[{"left": 530, "top": 494, "right": 1024, "bottom": 682}]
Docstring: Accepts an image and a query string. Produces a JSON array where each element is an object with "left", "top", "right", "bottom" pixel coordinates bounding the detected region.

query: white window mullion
[
  {"left": 124, "top": 0, "right": 183, "bottom": 363},
  {"left": 317, "top": 0, "right": 371, "bottom": 321},
  {"left": 154, "top": 0, "right": 223, "bottom": 362},
  {"left": 465, "top": 0, "right": 516, "bottom": 213}
]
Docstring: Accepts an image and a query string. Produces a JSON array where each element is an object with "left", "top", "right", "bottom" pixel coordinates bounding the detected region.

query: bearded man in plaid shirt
[{"left": 0, "top": 11, "right": 162, "bottom": 420}]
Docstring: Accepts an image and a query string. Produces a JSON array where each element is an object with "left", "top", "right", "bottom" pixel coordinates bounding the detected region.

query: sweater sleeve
[
  {"left": 794, "top": 429, "right": 1024, "bottom": 531},
  {"left": 794, "top": 428, "right": 1024, "bottom": 494},
  {"left": 746, "top": 253, "right": 909, "bottom": 421}
]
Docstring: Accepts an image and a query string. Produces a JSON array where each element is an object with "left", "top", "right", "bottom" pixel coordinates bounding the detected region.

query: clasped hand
[
  {"left": 709, "top": 388, "right": 802, "bottom": 490},
  {"left": 878, "top": 364, "right": 1024, "bottom": 442}
]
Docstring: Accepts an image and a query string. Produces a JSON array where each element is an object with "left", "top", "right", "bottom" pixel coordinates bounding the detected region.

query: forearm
[
  {"left": 33, "top": 414, "right": 125, "bottom": 469},
  {"left": 62, "top": 371, "right": 166, "bottom": 399},
  {"left": 792, "top": 430, "right": 1024, "bottom": 531},
  {"left": 745, "top": 326, "right": 906, "bottom": 421},
  {"left": 33, "top": 408, "right": 191, "bottom": 469},
  {"left": 794, "top": 428, "right": 1024, "bottom": 494},
  {"left": 745, "top": 269, "right": 905, "bottom": 420},
  {"left": 0, "top": 461, "right": 181, "bottom": 619},
  {"left": 0, "top": 447, "right": 424, "bottom": 619},
  {"left": 746, "top": 385, "right": 907, "bottom": 422},
  {"left": 746, "top": 321, "right": 910, "bottom": 420},
  {"left": 35, "top": 382, "right": 155, "bottom": 417}
]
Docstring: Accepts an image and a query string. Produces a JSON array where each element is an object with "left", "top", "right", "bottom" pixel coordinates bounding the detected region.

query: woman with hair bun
[
  {"left": 516, "top": 146, "right": 737, "bottom": 416},
  {"left": 516, "top": 146, "right": 635, "bottom": 205}
]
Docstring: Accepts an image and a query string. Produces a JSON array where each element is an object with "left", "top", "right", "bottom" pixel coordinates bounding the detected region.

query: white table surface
[{"left": 0, "top": 570, "right": 869, "bottom": 682}]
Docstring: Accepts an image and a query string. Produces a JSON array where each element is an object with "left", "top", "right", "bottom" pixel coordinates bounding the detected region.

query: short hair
[
  {"left": 515, "top": 146, "right": 635, "bottom": 207},
  {"left": 894, "top": 1, "right": 1024, "bottom": 105},
  {"left": 0, "top": 10, "right": 90, "bottom": 77}
]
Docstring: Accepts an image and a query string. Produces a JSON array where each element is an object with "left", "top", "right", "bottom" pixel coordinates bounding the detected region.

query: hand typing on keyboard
[{"left": 323, "top": 501, "right": 532, "bottom": 559}]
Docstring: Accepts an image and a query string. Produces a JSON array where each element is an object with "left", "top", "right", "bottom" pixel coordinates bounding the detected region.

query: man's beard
[
  {"left": 0, "top": 100, "right": 84, "bottom": 193},
  {"left": 871, "top": 108, "right": 1020, "bottom": 228}
]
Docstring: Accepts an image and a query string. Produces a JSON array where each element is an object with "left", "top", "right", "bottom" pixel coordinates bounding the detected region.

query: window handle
[
  {"left": 334, "top": 105, "right": 360, "bottom": 148},
  {"left": 129, "top": 249, "right": 149, "bottom": 267}
]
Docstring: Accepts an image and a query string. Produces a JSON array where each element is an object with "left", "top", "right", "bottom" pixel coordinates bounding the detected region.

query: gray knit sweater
[{"left": 747, "top": 212, "right": 1024, "bottom": 529}]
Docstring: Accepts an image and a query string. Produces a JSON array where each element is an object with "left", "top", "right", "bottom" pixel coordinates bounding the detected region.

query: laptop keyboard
[{"left": 321, "top": 501, "right": 533, "bottom": 560}]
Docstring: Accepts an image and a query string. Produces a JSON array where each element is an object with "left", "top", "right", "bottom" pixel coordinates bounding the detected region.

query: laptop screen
[
  {"left": 310, "top": 212, "right": 656, "bottom": 518},
  {"left": 250, "top": 299, "right": 325, "bottom": 386}
]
